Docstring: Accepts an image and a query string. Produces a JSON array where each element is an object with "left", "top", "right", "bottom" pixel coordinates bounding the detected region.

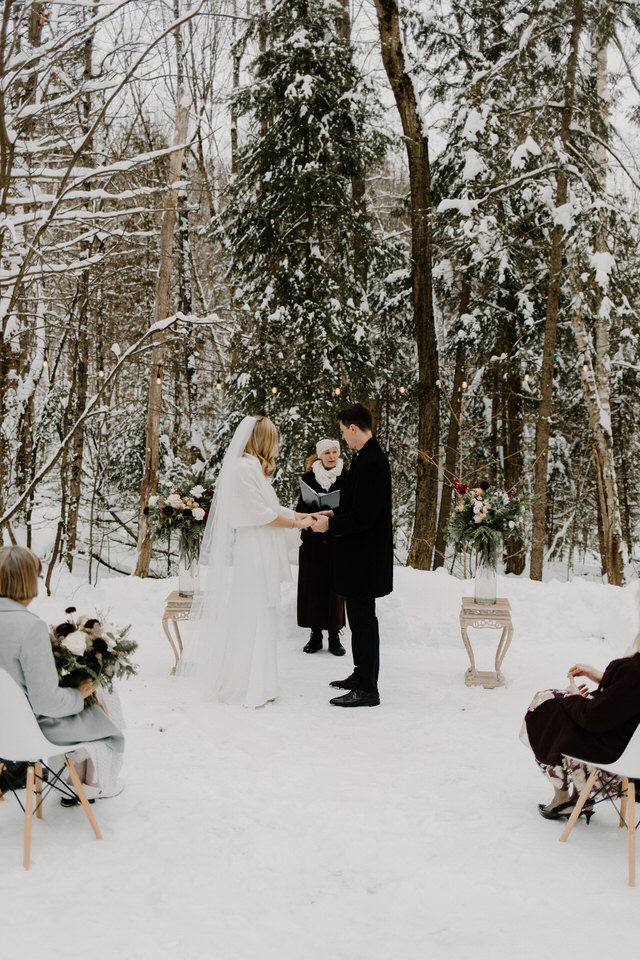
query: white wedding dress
[{"left": 183, "top": 418, "right": 295, "bottom": 708}]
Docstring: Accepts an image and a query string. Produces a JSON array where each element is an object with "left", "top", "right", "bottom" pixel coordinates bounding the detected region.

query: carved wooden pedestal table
[
  {"left": 459, "top": 596, "right": 514, "bottom": 689},
  {"left": 162, "top": 591, "right": 199, "bottom": 675}
]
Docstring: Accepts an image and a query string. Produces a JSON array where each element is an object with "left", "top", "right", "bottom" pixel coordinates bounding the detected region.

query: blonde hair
[
  {"left": 305, "top": 453, "right": 319, "bottom": 472},
  {"left": 244, "top": 415, "right": 278, "bottom": 476},
  {"left": 0, "top": 545, "right": 42, "bottom": 602}
]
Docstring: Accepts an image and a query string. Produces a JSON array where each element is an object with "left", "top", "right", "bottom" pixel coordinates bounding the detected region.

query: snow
[
  {"left": 2, "top": 566, "right": 640, "bottom": 958},
  {"left": 591, "top": 251, "right": 615, "bottom": 291}
]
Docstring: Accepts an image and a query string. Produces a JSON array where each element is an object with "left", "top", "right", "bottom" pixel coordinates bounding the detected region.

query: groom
[{"left": 311, "top": 403, "right": 393, "bottom": 707}]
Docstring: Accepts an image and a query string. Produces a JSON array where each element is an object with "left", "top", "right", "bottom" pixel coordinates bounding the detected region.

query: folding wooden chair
[
  {"left": 559, "top": 727, "right": 640, "bottom": 886},
  {"left": 0, "top": 668, "right": 102, "bottom": 869}
]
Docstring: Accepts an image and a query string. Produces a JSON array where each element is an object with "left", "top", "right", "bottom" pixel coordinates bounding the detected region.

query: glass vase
[
  {"left": 178, "top": 538, "right": 200, "bottom": 597},
  {"left": 474, "top": 560, "right": 497, "bottom": 605}
]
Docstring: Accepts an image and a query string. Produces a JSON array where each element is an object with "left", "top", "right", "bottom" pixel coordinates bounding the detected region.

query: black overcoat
[
  {"left": 328, "top": 436, "right": 393, "bottom": 599},
  {"left": 295, "top": 470, "right": 347, "bottom": 630},
  {"left": 526, "top": 653, "right": 640, "bottom": 766}
]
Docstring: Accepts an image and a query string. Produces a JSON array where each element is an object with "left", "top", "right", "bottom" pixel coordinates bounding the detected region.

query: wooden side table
[
  {"left": 459, "top": 597, "right": 514, "bottom": 689},
  {"left": 162, "top": 591, "right": 198, "bottom": 675}
]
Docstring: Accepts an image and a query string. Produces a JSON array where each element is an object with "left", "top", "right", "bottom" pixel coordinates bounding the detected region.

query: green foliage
[
  {"left": 445, "top": 480, "right": 527, "bottom": 567},
  {"left": 143, "top": 470, "right": 215, "bottom": 567}
]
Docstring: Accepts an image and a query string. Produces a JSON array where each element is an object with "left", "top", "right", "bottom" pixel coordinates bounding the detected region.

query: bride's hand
[{"left": 296, "top": 515, "right": 314, "bottom": 529}]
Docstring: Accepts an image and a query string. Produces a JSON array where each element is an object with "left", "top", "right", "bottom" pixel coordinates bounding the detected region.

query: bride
[{"left": 186, "top": 415, "right": 313, "bottom": 707}]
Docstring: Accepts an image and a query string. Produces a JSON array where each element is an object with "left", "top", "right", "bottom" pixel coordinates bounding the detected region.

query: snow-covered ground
[{"left": 2, "top": 565, "right": 640, "bottom": 960}]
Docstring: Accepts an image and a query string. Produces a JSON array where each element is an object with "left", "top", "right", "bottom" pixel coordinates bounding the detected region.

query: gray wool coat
[{"left": 0, "top": 597, "right": 124, "bottom": 753}]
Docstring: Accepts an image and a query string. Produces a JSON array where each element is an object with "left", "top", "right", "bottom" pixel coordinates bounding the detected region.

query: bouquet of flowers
[
  {"left": 445, "top": 478, "right": 526, "bottom": 567},
  {"left": 49, "top": 607, "right": 138, "bottom": 708},
  {"left": 144, "top": 477, "right": 214, "bottom": 567}
]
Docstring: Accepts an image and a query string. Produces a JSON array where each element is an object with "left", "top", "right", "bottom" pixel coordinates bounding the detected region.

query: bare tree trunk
[
  {"left": 135, "top": 1, "right": 190, "bottom": 578},
  {"left": 374, "top": 0, "right": 440, "bottom": 570},
  {"left": 530, "top": 0, "right": 583, "bottom": 580}
]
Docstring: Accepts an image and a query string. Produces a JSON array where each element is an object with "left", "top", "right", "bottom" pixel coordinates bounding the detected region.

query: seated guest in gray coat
[{"left": 0, "top": 546, "right": 124, "bottom": 803}]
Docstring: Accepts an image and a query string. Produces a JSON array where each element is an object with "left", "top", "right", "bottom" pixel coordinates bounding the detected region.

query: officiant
[{"left": 296, "top": 438, "right": 348, "bottom": 655}]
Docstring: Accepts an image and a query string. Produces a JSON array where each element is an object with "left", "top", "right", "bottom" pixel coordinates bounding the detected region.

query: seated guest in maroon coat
[
  {"left": 523, "top": 632, "right": 640, "bottom": 822},
  {"left": 296, "top": 438, "right": 348, "bottom": 656}
]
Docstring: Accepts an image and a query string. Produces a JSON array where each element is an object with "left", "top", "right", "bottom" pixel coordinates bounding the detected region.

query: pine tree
[{"left": 214, "top": 0, "right": 388, "bottom": 493}]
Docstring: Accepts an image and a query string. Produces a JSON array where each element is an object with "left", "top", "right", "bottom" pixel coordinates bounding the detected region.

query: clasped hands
[
  {"left": 295, "top": 509, "right": 333, "bottom": 532},
  {"left": 565, "top": 662, "right": 603, "bottom": 698}
]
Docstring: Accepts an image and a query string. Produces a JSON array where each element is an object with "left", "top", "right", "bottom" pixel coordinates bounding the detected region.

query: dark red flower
[
  {"left": 65, "top": 606, "right": 76, "bottom": 614},
  {"left": 143, "top": 506, "right": 150, "bottom": 515},
  {"left": 480, "top": 480, "right": 490, "bottom": 491},
  {"left": 204, "top": 507, "right": 210, "bottom": 518},
  {"left": 84, "top": 618, "right": 100, "bottom": 630},
  {"left": 183, "top": 508, "right": 192, "bottom": 518},
  {"left": 457, "top": 483, "right": 468, "bottom": 494},
  {"left": 93, "top": 638, "right": 108, "bottom": 655},
  {"left": 507, "top": 488, "right": 515, "bottom": 499},
  {"left": 162, "top": 505, "right": 174, "bottom": 517},
  {"left": 55, "top": 622, "right": 75, "bottom": 637}
]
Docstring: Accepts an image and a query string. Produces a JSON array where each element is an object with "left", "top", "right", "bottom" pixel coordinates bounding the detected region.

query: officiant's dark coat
[
  {"left": 295, "top": 469, "right": 347, "bottom": 630},
  {"left": 329, "top": 436, "right": 393, "bottom": 599},
  {"left": 526, "top": 653, "right": 640, "bottom": 766}
]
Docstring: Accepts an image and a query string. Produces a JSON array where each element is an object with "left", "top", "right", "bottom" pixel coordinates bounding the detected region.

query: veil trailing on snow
[{"left": 179, "top": 415, "right": 257, "bottom": 687}]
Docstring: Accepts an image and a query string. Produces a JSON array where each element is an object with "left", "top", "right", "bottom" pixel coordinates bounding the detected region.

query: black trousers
[{"left": 345, "top": 595, "right": 380, "bottom": 692}]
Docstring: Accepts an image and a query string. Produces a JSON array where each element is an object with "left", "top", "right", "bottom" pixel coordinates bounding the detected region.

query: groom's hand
[{"left": 311, "top": 514, "right": 330, "bottom": 533}]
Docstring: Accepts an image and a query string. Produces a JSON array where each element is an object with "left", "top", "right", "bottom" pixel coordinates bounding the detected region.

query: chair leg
[
  {"left": 0, "top": 760, "right": 4, "bottom": 801},
  {"left": 560, "top": 767, "right": 599, "bottom": 843},
  {"left": 64, "top": 758, "right": 102, "bottom": 841},
  {"left": 23, "top": 764, "right": 35, "bottom": 870},
  {"left": 35, "top": 761, "right": 43, "bottom": 819},
  {"left": 620, "top": 776, "right": 629, "bottom": 828},
  {"left": 628, "top": 780, "right": 636, "bottom": 887}
]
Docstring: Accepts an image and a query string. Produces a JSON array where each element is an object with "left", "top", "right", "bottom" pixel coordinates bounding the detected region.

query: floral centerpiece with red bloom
[
  {"left": 445, "top": 478, "right": 526, "bottom": 567},
  {"left": 144, "top": 474, "right": 215, "bottom": 567},
  {"left": 49, "top": 608, "right": 137, "bottom": 708}
]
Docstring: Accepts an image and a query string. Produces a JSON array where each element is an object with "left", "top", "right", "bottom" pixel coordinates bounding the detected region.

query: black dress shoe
[
  {"left": 329, "top": 673, "right": 359, "bottom": 689},
  {"left": 303, "top": 630, "right": 323, "bottom": 654},
  {"left": 330, "top": 689, "right": 380, "bottom": 708}
]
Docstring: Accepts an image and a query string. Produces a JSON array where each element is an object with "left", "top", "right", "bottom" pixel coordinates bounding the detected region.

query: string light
[
  {"left": 461, "top": 380, "right": 468, "bottom": 390},
  {"left": 399, "top": 385, "right": 406, "bottom": 394},
  {"left": 98, "top": 357, "right": 105, "bottom": 379},
  {"left": 334, "top": 386, "right": 341, "bottom": 396},
  {"left": 156, "top": 363, "right": 163, "bottom": 385},
  {"left": 215, "top": 376, "right": 223, "bottom": 390},
  {"left": 582, "top": 356, "right": 589, "bottom": 373},
  {"left": 271, "top": 385, "right": 278, "bottom": 395},
  {"left": 42, "top": 351, "right": 48, "bottom": 370},
  {"left": 523, "top": 372, "right": 530, "bottom": 382}
]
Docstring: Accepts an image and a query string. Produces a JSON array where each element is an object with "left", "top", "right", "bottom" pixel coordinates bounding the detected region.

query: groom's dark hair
[{"left": 338, "top": 402, "right": 373, "bottom": 432}]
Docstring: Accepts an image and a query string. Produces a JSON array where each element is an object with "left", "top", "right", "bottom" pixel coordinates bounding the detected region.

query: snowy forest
[{"left": 2, "top": 0, "right": 640, "bottom": 588}]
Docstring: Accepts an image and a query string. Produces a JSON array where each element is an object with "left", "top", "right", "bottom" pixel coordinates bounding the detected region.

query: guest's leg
[{"left": 345, "top": 595, "right": 379, "bottom": 692}]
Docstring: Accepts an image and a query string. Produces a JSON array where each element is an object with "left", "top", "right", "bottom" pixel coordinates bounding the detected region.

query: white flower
[
  {"left": 192, "top": 507, "right": 205, "bottom": 521},
  {"left": 61, "top": 630, "right": 88, "bottom": 656},
  {"left": 190, "top": 485, "right": 206, "bottom": 498},
  {"left": 508, "top": 520, "right": 515, "bottom": 529},
  {"left": 166, "top": 493, "right": 184, "bottom": 509},
  {"left": 455, "top": 503, "right": 465, "bottom": 512},
  {"left": 148, "top": 495, "right": 159, "bottom": 507},
  {"left": 474, "top": 513, "right": 486, "bottom": 524},
  {"left": 473, "top": 501, "right": 484, "bottom": 513}
]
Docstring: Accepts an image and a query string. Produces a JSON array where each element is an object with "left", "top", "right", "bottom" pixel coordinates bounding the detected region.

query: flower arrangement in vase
[
  {"left": 144, "top": 474, "right": 215, "bottom": 594},
  {"left": 445, "top": 478, "right": 527, "bottom": 603}
]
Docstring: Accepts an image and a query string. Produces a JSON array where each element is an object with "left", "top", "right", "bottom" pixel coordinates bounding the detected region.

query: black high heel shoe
[{"left": 537, "top": 800, "right": 595, "bottom": 823}]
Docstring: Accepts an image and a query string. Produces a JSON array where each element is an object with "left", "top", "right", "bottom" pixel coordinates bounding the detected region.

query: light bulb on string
[
  {"left": 98, "top": 357, "right": 105, "bottom": 379},
  {"left": 42, "top": 355, "right": 48, "bottom": 370},
  {"left": 399, "top": 385, "right": 406, "bottom": 394},
  {"left": 524, "top": 372, "right": 530, "bottom": 382},
  {"left": 334, "top": 386, "right": 341, "bottom": 396},
  {"left": 215, "top": 375, "right": 223, "bottom": 390},
  {"left": 461, "top": 380, "right": 468, "bottom": 390},
  {"left": 271, "top": 385, "right": 278, "bottom": 395},
  {"left": 156, "top": 363, "right": 163, "bottom": 385},
  {"left": 582, "top": 357, "right": 589, "bottom": 373}
]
